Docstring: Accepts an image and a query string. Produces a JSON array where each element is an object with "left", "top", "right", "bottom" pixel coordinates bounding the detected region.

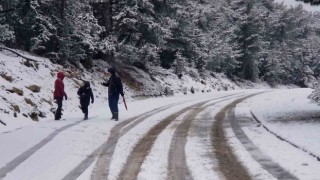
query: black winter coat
[
  {"left": 102, "top": 75, "right": 124, "bottom": 97},
  {"left": 77, "top": 85, "right": 94, "bottom": 106}
]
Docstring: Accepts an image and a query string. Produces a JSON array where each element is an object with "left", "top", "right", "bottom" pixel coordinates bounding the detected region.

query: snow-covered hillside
[
  {"left": 0, "top": 47, "right": 263, "bottom": 126},
  {"left": 0, "top": 47, "right": 113, "bottom": 125}
]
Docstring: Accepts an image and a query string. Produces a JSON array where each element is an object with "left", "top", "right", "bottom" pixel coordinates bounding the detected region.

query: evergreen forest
[{"left": 1, "top": 0, "right": 320, "bottom": 86}]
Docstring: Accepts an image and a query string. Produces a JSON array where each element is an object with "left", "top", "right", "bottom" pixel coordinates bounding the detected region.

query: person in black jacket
[
  {"left": 77, "top": 81, "right": 94, "bottom": 120},
  {"left": 101, "top": 67, "right": 124, "bottom": 121}
]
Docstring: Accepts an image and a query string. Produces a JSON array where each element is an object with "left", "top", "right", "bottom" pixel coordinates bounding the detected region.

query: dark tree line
[{"left": 296, "top": 0, "right": 320, "bottom": 5}]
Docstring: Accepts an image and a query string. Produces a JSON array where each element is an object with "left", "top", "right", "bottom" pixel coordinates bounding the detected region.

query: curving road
[{"left": 1, "top": 91, "right": 318, "bottom": 180}]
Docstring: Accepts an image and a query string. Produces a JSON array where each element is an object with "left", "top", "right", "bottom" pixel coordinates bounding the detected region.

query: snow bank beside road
[{"left": 238, "top": 89, "right": 320, "bottom": 179}]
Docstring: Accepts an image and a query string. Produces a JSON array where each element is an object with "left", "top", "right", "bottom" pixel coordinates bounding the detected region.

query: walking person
[
  {"left": 53, "top": 71, "right": 68, "bottom": 120},
  {"left": 101, "top": 67, "right": 124, "bottom": 121},
  {"left": 77, "top": 81, "right": 94, "bottom": 120}
]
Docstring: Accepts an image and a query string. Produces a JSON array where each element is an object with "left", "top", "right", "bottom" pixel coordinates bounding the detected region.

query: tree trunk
[
  {"left": 60, "top": 0, "right": 65, "bottom": 19},
  {"left": 91, "top": 0, "right": 113, "bottom": 37},
  {"left": 104, "top": 0, "right": 113, "bottom": 34}
]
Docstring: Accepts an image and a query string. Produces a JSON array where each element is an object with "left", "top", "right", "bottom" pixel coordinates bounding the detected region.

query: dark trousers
[
  {"left": 80, "top": 100, "right": 89, "bottom": 118},
  {"left": 55, "top": 97, "right": 63, "bottom": 120},
  {"left": 108, "top": 95, "right": 119, "bottom": 113}
]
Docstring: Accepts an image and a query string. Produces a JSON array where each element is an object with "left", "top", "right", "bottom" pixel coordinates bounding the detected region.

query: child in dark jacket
[{"left": 77, "top": 81, "right": 94, "bottom": 120}]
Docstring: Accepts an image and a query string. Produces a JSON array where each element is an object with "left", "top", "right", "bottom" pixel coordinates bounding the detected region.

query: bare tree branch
[
  {"left": 0, "top": 46, "right": 38, "bottom": 62},
  {"left": 0, "top": 8, "right": 15, "bottom": 14},
  {"left": 0, "top": 119, "right": 6, "bottom": 126}
]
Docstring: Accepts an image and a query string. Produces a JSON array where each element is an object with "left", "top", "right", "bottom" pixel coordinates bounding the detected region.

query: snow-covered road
[{"left": 1, "top": 89, "right": 320, "bottom": 180}]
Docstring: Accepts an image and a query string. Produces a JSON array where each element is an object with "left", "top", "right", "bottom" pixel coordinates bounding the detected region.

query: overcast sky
[{"left": 274, "top": 0, "right": 320, "bottom": 12}]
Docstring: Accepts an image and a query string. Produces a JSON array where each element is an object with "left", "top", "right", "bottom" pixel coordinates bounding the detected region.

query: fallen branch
[
  {"left": 0, "top": 119, "right": 6, "bottom": 126},
  {"left": 0, "top": 46, "right": 38, "bottom": 62}
]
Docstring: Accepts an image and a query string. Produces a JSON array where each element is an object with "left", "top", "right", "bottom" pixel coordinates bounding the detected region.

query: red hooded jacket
[{"left": 53, "top": 72, "right": 67, "bottom": 98}]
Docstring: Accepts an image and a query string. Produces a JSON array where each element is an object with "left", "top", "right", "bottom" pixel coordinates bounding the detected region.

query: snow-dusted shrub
[
  {"left": 309, "top": 83, "right": 320, "bottom": 105},
  {"left": 190, "top": 86, "right": 195, "bottom": 94},
  {"left": 0, "top": 24, "right": 14, "bottom": 42},
  {"left": 164, "top": 86, "right": 174, "bottom": 96},
  {"left": 183, "top": 87, "right": 188, "bottom": 95}
]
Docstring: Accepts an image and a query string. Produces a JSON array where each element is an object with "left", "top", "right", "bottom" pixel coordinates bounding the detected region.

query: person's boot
[
  {"left": 84, "top": 112, "right": 88, "bottom": 120},
  {"left": 111, "top": 112, "right": 115, "bottom": 120},
  {"left": 55, "top": 112, "right": 61, "bottom": 120},
  {"left": 114, "top": 112, "right": 118, "bottom": 121}
]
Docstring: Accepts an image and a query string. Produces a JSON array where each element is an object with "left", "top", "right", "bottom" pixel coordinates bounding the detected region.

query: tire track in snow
[
  {"left": 167, "top": 94, "right": 244, "bottom": 180},
  {"left": 90, "top": 104, "right": 179, "bottom": 180},
  {"left": 118, "top": 100, "right": 210, "bottom": 180},
  {"left": 118, "top": 94, "right": 243, "bottom": 180},
  {"left": 63, "top": 93, "right": 241, "bottom": 180},
  {"left": 118, "top": 93, "right": 241, "bottom": 180},
  {"left": 167, "top": 106, "right": 205, "bottom": 180},
  {"left": 227, "top": 96, "right": 298, "bottom": 179},
  {"left": 0, "top": 120, "right": 83, "bottom": 179},
  {"left": 62, "top": 104, "right": 177, "bottom": 180},
  {"left": 213, "top": 93, "right": 298, "bottom": 180},
  {"left": 184, "top": 96, "right": 245, "bottom": 180},
  {"left": 0, "top": 127, "right": 23, "bottom": 135},
  {"left": 187, "top": 110, "right": 225, "bottom": 180},
  {"left": 212, "top": 94, "right": 258, "bottom": 180}
]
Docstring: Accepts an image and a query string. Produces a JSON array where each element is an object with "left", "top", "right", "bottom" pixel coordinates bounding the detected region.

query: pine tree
[
  {"left": 161, "top": 0, "right": 209, "bottom": 72},
  {"left": 227, "top": 0, "right": 264, "bottom": 82},
  {"left": 112, "top": 0, "right": 169, "bottom": 67},
  {"left": 0, "top": 2, "right": 15, "bottom": 43},
  {"left": 39, "top": 0, "right": 103, "bottom": 64},
  {"left": 0, "top": 0, "right": 49, "bottom": 51},
  {"left": 258, "top": 3, "right": 320, "bottom": 86},
  {"left": 205, "top": 0, "right": 240, "bottom": 77}
]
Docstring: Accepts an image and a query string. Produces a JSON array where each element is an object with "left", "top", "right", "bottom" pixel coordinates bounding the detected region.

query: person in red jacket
[{"left": 53, "top": 71, "right": 67, "bottom": 120}]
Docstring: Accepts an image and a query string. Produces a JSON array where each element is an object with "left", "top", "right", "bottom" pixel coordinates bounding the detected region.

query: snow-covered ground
[
  {"left": 238, "top": 89, "right": 320, "bottom": 180},
  {"left": 0, "top": 88, "right": 320, "bottom": 179}
]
